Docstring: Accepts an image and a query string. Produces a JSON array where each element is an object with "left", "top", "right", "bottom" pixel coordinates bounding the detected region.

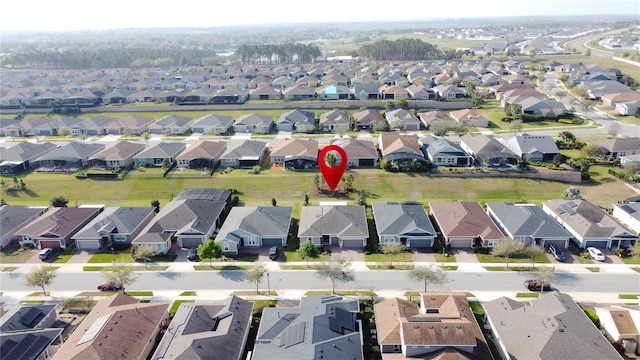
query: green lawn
[
  {"left": 585, "top": 267, "right": 600, "bottom": 272},
  {"left": 0, "top": 248, "right": 36, "bottom": 264},
  {"left": 169, "top": 300, "right": 195, "bottom": 317},
  {"left": 178, "top": 291, "right": 197, "bottom": 296},
  {"left": 366, "top": 264, "right": 414, "bottom": 270},
  {"left": 434, "top": 251, "right": 457, "bottom": 263},
  {"left": 475, "top": 254, "right": 550, "bottom": 264},
  {"left": 305, "top": 290, "right": 377, "bottom": 297},
  {"left": 126, "top": 291, "right": 153, "bottom": 296},
  {"left": 621, "top": 257, "right": 640, "bottom": 265},
  {"left": 87, "top": 249, "right": 133, "bottom": 263},
  {"left": 51, "top": 247, "right": 76, "bottom": 264},
  {"left": 3, "top": 164, "right": 635, "bottom": 212},
  {"left": 619, "top": 294, "right": 639, "bottom": 300},
  {"left": 364, "top": 252, "right": 413, "bottom": 263},
  {"left": 515, "top": 292, "right": 540, "bottom": 298},
  {"left": 1, "top": 267, "right": 18, "bottom": 272}
]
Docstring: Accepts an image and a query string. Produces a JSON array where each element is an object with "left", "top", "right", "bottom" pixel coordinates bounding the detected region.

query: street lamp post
[
  {"left": 111, "top": 246, "right": 115, "bottom": 265},
  {"left": 442, "top": 245, "right": 446, "bottom": 268},
  {"left": 267, "top": 272, "right": 270, "bottom": 295}
]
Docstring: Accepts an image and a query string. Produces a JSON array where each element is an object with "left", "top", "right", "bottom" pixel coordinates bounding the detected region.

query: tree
[
  {"left": 563, "top": 186, "right": 581, "bottom": 200},
  {"left": 297, "top": 240, "right": 320, "bottom": 267},
  {"left": 25, "top": 265, "right": 57, "bottom": 296},
  {"left": 608, "top": 122, "right": 621, "bottom": 137},
  {"left": 245, "top": 264, "right": 267, "bottom": 294},
  {"left": 50, "top": 195, "right": 69, "bottom": 207},
  {"left": 313, "top": 174, "right": 321, "bottom": 189},
  {"left": 142, "top": 131, "right": 150, "bottom": 146},
  {"left": 581, "top": 144, "right": 601, "bottom": 159},
  {"left": 357, "top": 190, "right": 367, "bottom": 206},
  {"left": 559, "top": 131, "right": 576, "bottom": 144},
  {"left": 510, "top": 119, "right": 523, "bottom": 134},
  {"left": 553, "top": 154, "right": 565, "bottom": 167},
  {"left": 491, "top": 238, "right": 526, "bottom": 270},
  {"left": 316, "top": 257, "right": 353, "bottom": 294},
  {"left": 197, "top": 239, "right": 223, "bottom": 268},
  {"left": 407, "top": 265, "right": 447, "bottom": 292},
  {"left": 271, "top": 198, "right": 277, "bottom": 206},
  {"left": 103, "top": 263, "right": 137, "bottom": 293},
  {"left": 161, "top": 158, "right": 170, "bottom": 169},
  {"left": 325, "top": 151, "right": 338, "bottom": 167},
  {"left": 304, "top": 193, "right": 309, "bottom": 206},
  {"left": 537, "top": 266, "right": 555, "bottom": 295},
  {"left": 342, "top": 174, "right": 354, "bottom": 192},
  {"left": 525, "top": 245, "right": 546, "bottom": 270},
  {"left": 135, "top": 246, "right": 155, "bottom": 269},
  {"left": 624, "top": 162, "right": 640, "bottom": 179},
  {"left": 379, "top": 242, "right": 406, "bottom": 268},
  {"left": 631, "top": 242, "right": 640, "bottom": 258},
  {"left": 579, "top": 99, "right": 595, "bottom": 117},
  {"left": 58, "top": 127, "right": 70, "bottom": 138},
  {"left": 151, "top": 199, "right": 160, "bottom": 213}
]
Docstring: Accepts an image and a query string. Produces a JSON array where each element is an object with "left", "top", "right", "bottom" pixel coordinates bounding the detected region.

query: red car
[{"left": 97, "top": 281, "right": 122, "bottom": 291}]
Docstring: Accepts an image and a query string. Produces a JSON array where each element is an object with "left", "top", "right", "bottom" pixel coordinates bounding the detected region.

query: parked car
[
  {"left": 587, "top": 247, "right": 605, "bottom": 262},
  {"left": 524, "top": 279, "right": 551, "bottom": 291},
  {"left": 97, "top": 281, "right": 122, "bottom": 291},
  {"left": 187, "top": 248, "right": 199, "bottom": 261},
  {"left": 38, "top": 248, "right": 55, "bottom": 261},
  {"left": 268, "top": 246, "right": 279, "bottom": 260},
  {"left": 547, "top": 244, "right": 566, "bottom": 262}
]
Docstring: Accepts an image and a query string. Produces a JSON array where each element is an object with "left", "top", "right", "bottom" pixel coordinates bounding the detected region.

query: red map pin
[{"left": 318, "top": 144, "right": 347, "bottom": 192}]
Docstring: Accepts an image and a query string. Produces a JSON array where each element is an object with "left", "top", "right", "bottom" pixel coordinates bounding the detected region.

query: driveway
[
  {"left": 410, "top": 248, "right": 436, "bottom": 262},
  {"left": 451, "top": 249, "right": 479, "bottom": 263},
  {"left": 329, "top": 247, "right": 365, "bottom": 262}
]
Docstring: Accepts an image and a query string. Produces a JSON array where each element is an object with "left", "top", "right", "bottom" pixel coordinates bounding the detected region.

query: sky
[{"left": 0, "top": 0, "right": 638, "bottom": 32}]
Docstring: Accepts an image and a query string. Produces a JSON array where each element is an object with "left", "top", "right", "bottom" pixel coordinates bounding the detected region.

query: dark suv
[{"left": 547, "top": 244, "right": 566, "bottom": 262}]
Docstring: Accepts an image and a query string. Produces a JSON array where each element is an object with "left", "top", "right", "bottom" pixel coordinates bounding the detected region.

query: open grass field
[{"left": 3, "top": 163, "right": 635, "bottom": 215}]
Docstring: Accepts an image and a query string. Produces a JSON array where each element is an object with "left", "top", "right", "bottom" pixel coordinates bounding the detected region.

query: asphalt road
[{"left": 3, "top": 270, "right": 638, "bottom": 294}]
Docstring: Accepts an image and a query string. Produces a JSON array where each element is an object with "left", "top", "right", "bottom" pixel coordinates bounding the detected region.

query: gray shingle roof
[
  {"left": 372, "top": 202, "right": 435, "bottom": 237},
  {"left": 216, "top": 206, "right": 293, "bottom": 244},
  {"left": 0, "top": 142, "right": 57, "bottom": 162},
  {"left": 0, "top": 205, "right": 46, "bottom": 240},
  {"left": 486, "top": 202, "right": 572, "bottom": 239},
  {"left": 72, "top": 207, "right": 155, "bottom": 240},
  {"left": 220, "top": 140, "right": 267, "bottom": 161},
  {"left": 134, "top": 142, "right": 186, "bottom": 159},
  {"left": 33, "top": 142, "right": 105, "bottom": 162},
  {"left": 298, "top": 205, "right": 368, "bottom": 238},
  {"left": 483, "top": 293, "right": 623, "bottom": 360}
]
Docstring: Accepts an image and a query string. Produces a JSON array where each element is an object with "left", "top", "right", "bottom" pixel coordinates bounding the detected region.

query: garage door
[
  {"left": 542, "top": 239, "right": 568, "bottom": 249},
  {"left": 584, "top": 240, "right": 609, "bottom": 249},
  {"left": 409, "top": 239, "right": 434, "bottom": 248},
  {"left": 76, "top": 239, "right": 101, "bottom": 251},
  {"left": 341, "top": 239, "right": 363, "bottom": 248},
  {"left": 359, "top": 159, "right": 375, "bottom": 167},
  {"left": 448, "top": 238, "right": 472, "bottom": 248},
  {"left": 39, "top": 240, "right": 61, "bottom": 249},
  {"left": 262, "top": 238, "right": 284, "bottom": 247},
  {"left": 181, "top": 238, "right": 203, "bottom": 249}
]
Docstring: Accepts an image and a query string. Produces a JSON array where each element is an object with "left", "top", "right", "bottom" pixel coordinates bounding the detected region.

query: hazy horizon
[{"left": 1, "top": 0, "right": 638, "bottom": 32}]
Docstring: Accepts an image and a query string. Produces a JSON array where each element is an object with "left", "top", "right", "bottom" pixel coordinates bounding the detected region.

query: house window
[
  {"left": 393, "top": 345, "right": 401, "bottom": 352},
  {"left": 246, "top": 237, "right": 258, "bottom": 246},
  {"left": 22, "top": 235, "right": 32, "bottom": 242},
  {"left": 223, "top": 243, "right": 230, "bottom": 252}
]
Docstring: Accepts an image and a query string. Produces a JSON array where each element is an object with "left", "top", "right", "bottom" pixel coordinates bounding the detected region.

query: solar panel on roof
[{"left": 19, "top": 307, "right": 43, "bottom": 327}]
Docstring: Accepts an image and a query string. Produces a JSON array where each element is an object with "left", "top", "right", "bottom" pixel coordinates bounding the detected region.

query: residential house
[
  {"left": 602, "top": 92, "right": 640, "bottom": 107},
  {"left": 0, "top": 304, "right": 59, "bottom": 332},
  {"left": 375, "top": 293, "right": 491, "bottom": 359},
  {"left": 15, "top": 206, "right": 103, "bottom": 249},
  {"left": 372, "top": 202, "right": 436, "bottom": 248},
  {"left": 82, "top": 116, "right": 119, "bottom": 135},
  {"left": 252, "top": 295, "right": 363, "bottom": 360},
  {"left": 406, "top": 84, "right": 436, "bottom": 100},
  {"left": 270, "top": 138, "right": 318, "bottom": 169},
  {"left": 542, "top": 199, "right": 638, "bottom": 249},
  {"left": 594, "top": 306, "right": 640, "bottom": 358},
  {"left": 133, "top": 189, "right": 231, "bottom": 251},
  {"left": 220, "top": 140, "right": 267, "bottom": 168},
  {"left": 0, "top": 118, "right": 21, "bottom": 136},
  {"left": 211, "top": 87, "right": 248, "bottom": 104},
  {"left": 616, "top": 100, "right": 640, "bottom": 116},
  {"left": 486, "top": 202, "right": 572, "bottom": 248},
  {"left": 31, "top": 142, "right": 105, "bottom": 172},
  {"left": 215, "top": 206, "right": 292, "bottom": 254},
  {"left": 351, "top": 82, "right": 380, "bottom": 100},
  {"left": 87, "top": 140, "right": 145, "bottom": 170},
  {"left": 591, "top": 137, "right": 640, "bottom": 159},
  {"left": 577, "top": 80, "right": 636, "bottom": 100},
  {"left": 103, "top": 115, "right": 154, "bottom": 136},
  {"left": 271, "top": 75, "right": 293, "bottom": 89},
  {"left": 417, "top": 110, "right": 455, "bottom": 129},
  {"left": 483, "top": 293, "right": 623, "bottom": 360},
  {"left": 317, "top": 85, "right": 350, "bottom": 100},
  {"left": 449, "top": 109, "right": 490, "bottom": 128},
  {"left": 101, "top": 89, "right": 133, "bottom": 104},
  {"left": 421, "top": 135, "right": 473, "bottom": 167},
  {"left": 150, "top": 296, "right": 253, "bottom": 360},
  {"left": 233, "top": 113, "right": 274, "bottom": 134},
  {"left": 385, "top": 108, "right": 421, "bottom": 131},
  {"left": 352, "top": 109, "right": 383, "bottom": 131},
  {"left": 52, "top": 294, "right": 169, "bottom": 360},
  {"left": 379, "top": 132, "right": 425, "bottom": 164},
  {"left": 319, "top": 109, "right": 350, "bottom": 133},
  {"left": 510, "top": 97, "right": 566, "bottom": 116},
  {"left": 147, "top": 114, "right": 194, "bottom": 135},
  {"left": 429, "top": 202, "right": 504, "bottom": 248},
  {"left": 126, "top": 89, "right": 159, "bottom": 103},
  {"left": 176, "top": 140, "right": 226, "bottom": 170},
  {"left": 331, "top": 138, "right": 379, "bottom": 168},
  {"left": 379, "top": 84, "right": 410, "bottom": 100},
  {"left": 282, "top": 85, "right": 316, "bottom": 101},
  {"left": 460, "top": 134, "right": 518, "bottom": 168},
  {"left": 298, "top": 205, "right": 368, "bottom": 248},
  {"left": 249, "top": 86, "right": 281, "bottom": 100},
  {"left": 191, "top": 114, "right": 234, "bottom": 135},
  {"left": 71, "top": 207, "right": 156, "bottom": 250},
  {"left": 612, "top": 201, "right": 640, "bottom": 235},
  {"left": 322, "top": 73, "right": 348, "bottom": 86},
  {"left": 497, "top": 134, "right": 559, "bottom": 162},
  {"left": 0, "top": 205, "right": 47, "bottom": 250},
  {"left": 278, "top": 109, "right": 316, "bottom": 133},
  {"left": 180, "top": 87, "right": 216, "bottom": 104},
  {"left": 0, "top": 142, "right": 57, "bottom": 174},
  {"left": 433, "top": 84, "right": 465, "bottom": 99},
  {"left": 133, "top": 141, "right": 186, "bottom": 168},
  {"left": 1, "top": 328, "right": 64, "bottom": 360}
]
